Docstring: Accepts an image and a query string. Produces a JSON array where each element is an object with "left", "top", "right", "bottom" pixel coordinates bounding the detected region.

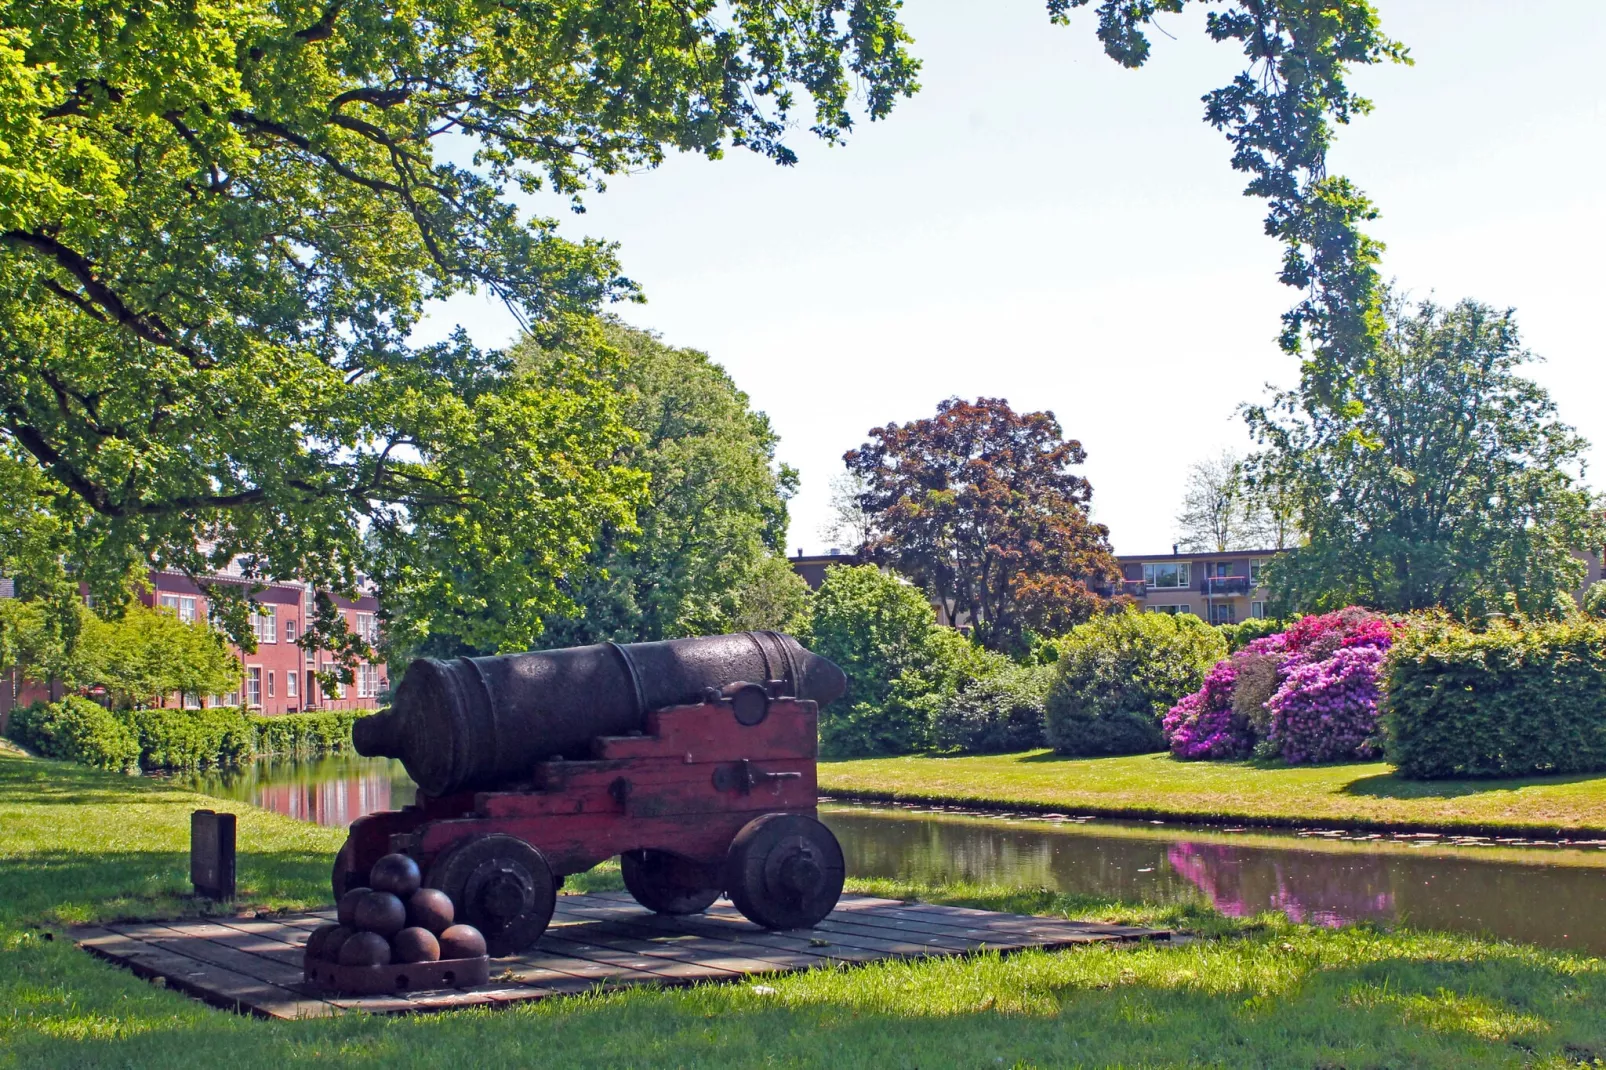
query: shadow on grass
[
  {"left": 1342, "top": 770, "right": 1606, "bottom": 801},
  {"left": 7, "top": 939, "right": 1604, "bottom": 1070},
  {"left": 0, "top": 849, "right": 336, "bottom": 928}
]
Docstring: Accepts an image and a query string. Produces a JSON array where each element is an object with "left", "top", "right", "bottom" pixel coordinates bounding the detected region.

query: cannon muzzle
[{"left": 354, "top": 631, "right": 845, "bottom": 795}]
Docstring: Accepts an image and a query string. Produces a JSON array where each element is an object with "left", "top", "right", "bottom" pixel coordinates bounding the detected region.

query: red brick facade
[{"left": 4, "top": 571, "right": 386, "bottom": 717}]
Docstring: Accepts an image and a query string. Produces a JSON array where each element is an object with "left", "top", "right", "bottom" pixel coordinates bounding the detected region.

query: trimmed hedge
[
  {"left": 6, "top": 700, "right": 370, "bottom": 771},
  {"left": 6, "top": 697, "right": 141, "bottom": 772},
  {"left": 1384, "top": 618, "right": 1606, "bottom": 779}
]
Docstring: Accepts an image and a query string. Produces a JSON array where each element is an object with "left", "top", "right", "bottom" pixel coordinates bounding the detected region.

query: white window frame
[
  {"left": 1251, "top": 600, "right": 1267, "bottom": 619},
  {"left": 357, "top": 663, "right": 377, "bottom": 698},
  {"left": 285, "top": 617, "right": 298, "bottom": 644},
  {"left": 1210, "top": 603, "right": 1237, "bottom": 625},
  {"left": 253, "top": 605, "right": 277, "bottom": 644},
  {"left": 286, "top": 670, "right": 298, "bottom": 699},
  {"left": 1142, "top": 562, "right": 1192, "bottom": 590},
  {"left": 355, "top": 611, "right": 379, "bottom": 647},
  {"left": 1249, "top": 559, "right": 1266, "bottom": 585},
  {"left": 245, "top": 667, "right": 263, "bottom": 708},
  {"left": 266, "top": 670, "right": 275, "bottom": 699},
  {"left": 1145, "top": 604, "right": 1192, "bottom": 615}
]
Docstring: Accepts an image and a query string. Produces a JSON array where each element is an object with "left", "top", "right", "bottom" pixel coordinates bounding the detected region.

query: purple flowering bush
[
  {"left": 1265, "top": 644, "right": 1387, "bottom": 762},
  {"left": 1164, "top": 607, "right": 1397, "bottom": 764},
  {"left": 1161, "top": 659, "right": 1254, "bottom": 759}
]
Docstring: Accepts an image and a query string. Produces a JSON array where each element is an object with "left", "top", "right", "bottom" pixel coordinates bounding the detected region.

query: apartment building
[
  {"left": 1, "top": 569, "right": 385, "bottom": 717},
  {"left": 1115, "top": 548, "right": 1280, "bottom": 624},
  {"left": 144, "top": 570, "right": 385, "bottom": 715}
]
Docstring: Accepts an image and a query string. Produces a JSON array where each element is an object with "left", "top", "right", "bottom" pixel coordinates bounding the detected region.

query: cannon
[{"left": 336, "top": 631, "right": 850, "bottom": 954}]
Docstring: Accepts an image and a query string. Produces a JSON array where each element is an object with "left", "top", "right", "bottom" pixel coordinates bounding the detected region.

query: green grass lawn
[
  {"left": 819, "top": 751, "right": 1606, "bottom": 835},
  {"left": 3, "top": 753, "right": 1606, "bottom": 1068}
]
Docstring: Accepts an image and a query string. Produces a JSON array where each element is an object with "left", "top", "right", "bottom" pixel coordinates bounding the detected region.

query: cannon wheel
[
  {"left": 426, "top": 834, "right": 557, "bottom": 956},
  {"left": 621, "top": 849, "right": 723, "bottom": 915},
  {"left": 725, "top": 813, "right": 844, "bottom": 930}
]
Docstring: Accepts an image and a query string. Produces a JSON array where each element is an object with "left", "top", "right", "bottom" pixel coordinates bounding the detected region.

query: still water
[{"left": 176, "top": 757, "right": 1606, "bottom": 956}]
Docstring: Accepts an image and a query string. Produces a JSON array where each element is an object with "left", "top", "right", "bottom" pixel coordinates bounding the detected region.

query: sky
[{"left": 419, "top": 0, "right": 1606, "bottom": 557}]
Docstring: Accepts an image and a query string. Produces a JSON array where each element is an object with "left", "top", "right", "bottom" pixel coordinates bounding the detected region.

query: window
[
  {"left": 285, "top": 618, "right": 298, "bottom": 644},
  {"left": 183, "top": 693, "right": 201, "bottom": 709},
  {"left": 1145, "top": 604, "right": 1192, "bottom": 615},
  {"left": 1142, "top": 562, "right": 1191, "bottom": 590},
  {"left": 355, "top": 612, "right": 380, "bottom": 646},
  {"left": 267, "top": 671, "right": 275, "bottom": 699},
  {"left": 1249, "top": 559, "right": 1266, "bottom": 585},
  {"left": 213, "top": 687, "right": 241, "bottom": 708},
  {"left": 358, "top": 663, "right": 379, "bottom": 698},
  {"left": 1212, "top": 562, "right": 1232, "bottom": 578},
  {"left": 252, "top": 605, "right": 277, "bottom": 644},
  {"left": 159, "top": 594, "right": 198, "bottom": 623},
  {"left": 1210, "top": 603, "right": 1237, "bottom": 625},
  {"left": 1251, "top": 600, "right": 1267, "bottom": 619},
  {"left": 245, "top": 667, "right": 263, "bottom": 708},
  {"left": 286, "top": 671, "right": 298, "bottom": 699}
]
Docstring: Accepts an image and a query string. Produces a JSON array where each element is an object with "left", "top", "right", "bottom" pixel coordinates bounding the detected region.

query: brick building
[{"left": 1, "top": 569, "right": 385, "bottom": 718}]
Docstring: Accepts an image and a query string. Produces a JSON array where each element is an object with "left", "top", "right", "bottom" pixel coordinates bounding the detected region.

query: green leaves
[
  {"left": 1249, "top": 293, "right": 1602, "bottom": 618},
  {"left": 1054, "top": 1, "right": 1408, "bottom": 409},
  {"left": 0, "top": 0, "right": 917, "bottom": 659}
]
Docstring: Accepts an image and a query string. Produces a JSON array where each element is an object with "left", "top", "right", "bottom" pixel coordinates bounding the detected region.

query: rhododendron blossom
[{"left": 1163, "top": 606, "right": 1397, "bottom": 764}]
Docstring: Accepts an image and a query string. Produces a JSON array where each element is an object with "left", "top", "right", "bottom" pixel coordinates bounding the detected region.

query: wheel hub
[{"left": 465, "top": 860, "right": 534, "bottom": 926}]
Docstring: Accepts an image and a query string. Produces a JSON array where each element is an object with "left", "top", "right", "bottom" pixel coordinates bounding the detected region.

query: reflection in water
[
  {"left": 173, "top": 756, "right": 415, "bottom": 828},
  {"left": 178, "top": 760, "right": 1606, "bottom": 956},
  {"left": 821, "top": 806, "right": 1606, "bottom": 956}
]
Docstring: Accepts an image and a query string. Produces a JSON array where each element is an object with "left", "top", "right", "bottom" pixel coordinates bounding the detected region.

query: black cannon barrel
[{"left": 353, "top": 631, "right": 846, "bottom": 795}]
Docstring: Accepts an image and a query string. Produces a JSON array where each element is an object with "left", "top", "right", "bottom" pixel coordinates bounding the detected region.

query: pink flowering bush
[
  {"left": 1163, "top": 607, "right": 1398, "bottom": 764},
  {"left": 1162, "top": 659, "right": 1254, "bottom": 759},
  {"left": 1264, "top": 644, "right": 1387, "bottom": 763}
]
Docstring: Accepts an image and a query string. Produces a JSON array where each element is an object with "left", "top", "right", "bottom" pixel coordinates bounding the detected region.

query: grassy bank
[
  {"left": 820, "top": 751, "right": 1606, "bottom": 836},
  {"left": 3, "top": 755, "right": 1606, "bottom": 1068}
]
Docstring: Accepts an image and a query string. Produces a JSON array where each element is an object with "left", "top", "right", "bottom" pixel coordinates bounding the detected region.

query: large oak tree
[
  {"left": 0, "top": 0, "right": 918, "bottom": 656},
  {"left": 844, "top": 397, "right": 1121, "bottom": 652}
]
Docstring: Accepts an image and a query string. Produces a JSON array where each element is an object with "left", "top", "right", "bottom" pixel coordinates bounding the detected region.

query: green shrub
[
  {"left": 801, "top": 565, "right": 983, "bottom": 757},
  {"left": 931, "top": 662, "right": 1053, "bottom": 755},
  {"left": 1583, "top": 581, "right": 1606, "bottom": 619},
  {"left": 5, "top": 697, "right": 140, "bottom": 772},
  {"left": 121, "top": 707, "right": 255, "bottom": 770},
  {"left": 1046, "top": 609, "right": 1227, "bottom": 756},
  {"left": 1383, "top": 617, "right": 1606, "bottom": 779},
  {"left": 1217, "top": 616, "right": 1287, "bottom": 653},
  {"left": 251, "top": 710, "right": 366, "bottom": 758}
]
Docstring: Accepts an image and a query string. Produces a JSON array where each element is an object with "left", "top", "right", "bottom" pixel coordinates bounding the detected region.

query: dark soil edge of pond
[{"left": 818, "top": 788, "right": 1606, "bottom": 843}]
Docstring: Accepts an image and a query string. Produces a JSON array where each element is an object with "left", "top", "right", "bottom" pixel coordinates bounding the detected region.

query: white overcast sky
[{"left": 420, "top": 0, "right": 1606, "bottom": 557}]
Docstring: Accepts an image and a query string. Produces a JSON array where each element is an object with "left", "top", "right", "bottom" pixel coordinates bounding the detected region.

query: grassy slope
[
  {"left": 3, "top": 755, "right": 1605, "bottom": 1069},
  {"left": 819, "top": 751, "right": 1606, "bottom": 834}
]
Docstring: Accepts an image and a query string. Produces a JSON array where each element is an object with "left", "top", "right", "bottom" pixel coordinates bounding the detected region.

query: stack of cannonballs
[{"left": 305, "top": 853, "right": 487, "bottom": 985}]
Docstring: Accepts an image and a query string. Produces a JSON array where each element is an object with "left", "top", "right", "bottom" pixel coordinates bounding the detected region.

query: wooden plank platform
[{"left": 72, "top": 892, "right": 1169, "bottom": 1020}]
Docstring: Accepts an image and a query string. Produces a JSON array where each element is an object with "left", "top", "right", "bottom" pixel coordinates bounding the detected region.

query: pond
[{"left": 175, "top": 757, "right": 1606, "bottom": 956}]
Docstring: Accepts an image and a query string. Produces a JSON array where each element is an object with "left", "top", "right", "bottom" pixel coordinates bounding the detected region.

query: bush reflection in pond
[{"left": 1167, "top": 841, "right": 1393, "bottom": 927}]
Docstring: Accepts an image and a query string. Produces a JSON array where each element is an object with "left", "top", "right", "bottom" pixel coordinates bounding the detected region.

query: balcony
[
  {"left": 1121, "top": 579, "right": 1147, "bottom": 597},
  {"left": 1200, "top": 576, "right": 1251, "bottom": 596}
]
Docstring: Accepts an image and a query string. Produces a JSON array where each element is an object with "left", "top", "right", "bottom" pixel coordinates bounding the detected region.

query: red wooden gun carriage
[{"left": 335, "top": 632, "right": 848, "bottom": 955}]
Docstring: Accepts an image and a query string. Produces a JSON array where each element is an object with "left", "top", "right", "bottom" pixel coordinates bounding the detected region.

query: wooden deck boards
[{"left": 72, "top": 892, "right": 1169, "bottom": 1019}]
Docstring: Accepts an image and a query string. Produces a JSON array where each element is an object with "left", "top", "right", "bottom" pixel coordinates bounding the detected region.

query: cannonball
[
  {"left": 406, "top": 887, "right": 455, "bottom": 934},
  {"left": 369, "top": 853, "right": 422, "bottom": 898},
  {"left": 337, "top": 930, "right": 393, "bottom": 968},
  {"left": 437, "top": 924, "right": 487, "bottom": 960},
  {"left": 321, "top": 926, "right": 355, "bottom": 962},
  {"left": 337, "top": 886, "right": 372, "bottom": 927},
  {"left": 352, "top": 890, "right": 407, "bottom": 937},
  {"left": 391, "top": 926, "right": 441, "bottom": 964},
  {"left": 304, "top": 922, "right": 341, "bottom": 961}
]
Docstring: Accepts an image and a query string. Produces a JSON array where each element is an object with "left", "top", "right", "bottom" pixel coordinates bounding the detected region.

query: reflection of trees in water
[
  {"left": 827, "top": 816, "right": 1205, "bottom": 904},
  {"left": 1167, "top": 841, "right": 1393, "bottom": 926}
]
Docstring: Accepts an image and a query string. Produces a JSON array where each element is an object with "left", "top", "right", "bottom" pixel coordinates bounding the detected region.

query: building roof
[{"left": 1117, "top": 548, "right": 1286, "bottom": 563}]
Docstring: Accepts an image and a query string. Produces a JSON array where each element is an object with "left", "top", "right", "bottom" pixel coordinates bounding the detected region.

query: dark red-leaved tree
[{"left": 843, "top": 398, "right": 1123, "bottom": 652}]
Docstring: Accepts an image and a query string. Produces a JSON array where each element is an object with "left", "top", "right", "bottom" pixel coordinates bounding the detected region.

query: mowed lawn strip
[
  {"left": 819, "top": 751, "right": 1606, "bottom": 835},
  {"left": 4, "top": 753, "right": 1606, "bottom": 1069}
]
